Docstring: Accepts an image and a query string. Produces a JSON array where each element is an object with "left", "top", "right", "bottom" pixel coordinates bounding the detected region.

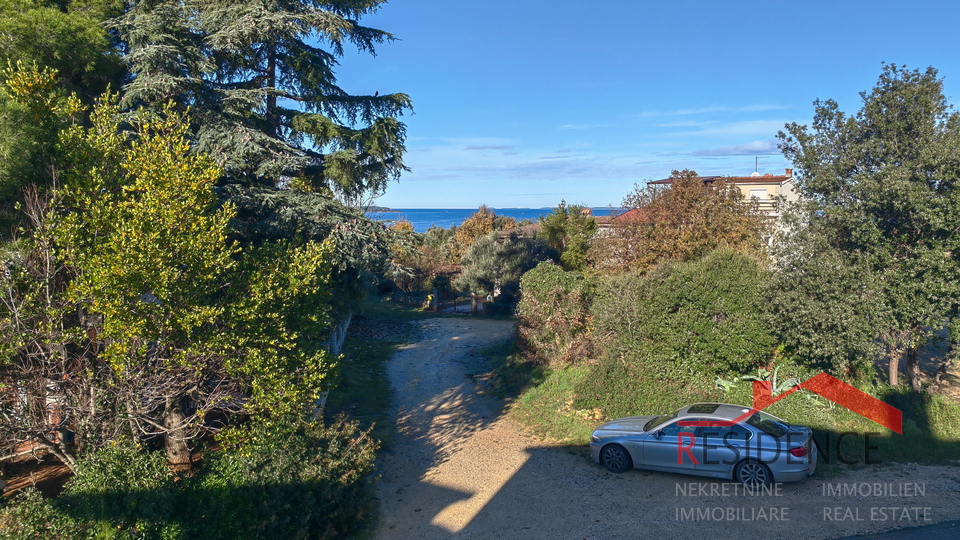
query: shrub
[
  {"left": 537, "top": 201, "right": 597, "bottom": 271},
  {"left": 516, "top": 262, "right": 595, "bottom": 365},
  {"left": 579, "top": 249, "right": 775, "bottom": 417},
  {"left": 57, "top": 444, "right": 182, "bottom": 539},
  {"left": 0, "top": 417, "right": 378, "bottom": 540},
  {"left": 456, "top": 231, "right": 556, "bottom": 298},
  {"left": 0, "top": 488, "right": 83, "bottom": 540},
  {"left": 592, "top": 248, "right": 775, "bottom": 378},
  {"left": 193, "top": 416, "right": 378, "bottom": 540},
  {"left": 0, "top": 445, "right": 183, "bottom": 540}
]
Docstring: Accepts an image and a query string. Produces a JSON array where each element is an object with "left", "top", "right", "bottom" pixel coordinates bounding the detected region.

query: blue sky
[{"left": 336, "top": 0, "right": 960, "bottom": 209}]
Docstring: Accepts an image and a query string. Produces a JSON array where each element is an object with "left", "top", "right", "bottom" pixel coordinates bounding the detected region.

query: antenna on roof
[{"left": 751, "top": 156, "right": 768, "bottom": 177}]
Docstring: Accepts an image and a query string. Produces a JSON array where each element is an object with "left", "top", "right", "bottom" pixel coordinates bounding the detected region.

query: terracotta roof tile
[{"left": 648, "top": 169, "right": 794, "bottom": 185}]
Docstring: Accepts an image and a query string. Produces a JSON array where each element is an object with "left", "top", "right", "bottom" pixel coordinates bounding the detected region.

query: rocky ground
[{"left": 372, "top": 318, "right": 960, "bottom": 540}]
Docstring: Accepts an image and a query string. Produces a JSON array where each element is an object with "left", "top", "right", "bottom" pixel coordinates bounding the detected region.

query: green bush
[
  {"left": 578, "top": 249, "right": 775, "bottom": 417},
  {"left": 0, "top": 417, "right": 377, "bottom": 540},
  {"left": 0, "top": 445, "right": 182, "bottom": 540},
  {"left": 0, "top": 488, "right": 84, "bottom": 540},
  {"left": 516, "top": 261, "right": 595, "bottom": 365},
  {"left": 58, "top": 443, "right": 182, "bottom": 539},
  {"left": 193, "top": 415, "right": 378, "bottom": 540},
  {"left": 456, "top": 231, "right": 556, "bottom": 297},
  {"left": 592, "top": 248, "right": 776, "bottom": 378}
]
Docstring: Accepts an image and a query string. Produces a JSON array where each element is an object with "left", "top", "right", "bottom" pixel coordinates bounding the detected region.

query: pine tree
[
  {"left": 0, "top": 0, "right": 125, "bottom": 101},
  {"left": 115, "top": 0, "right": 412, "bottom": 206}
]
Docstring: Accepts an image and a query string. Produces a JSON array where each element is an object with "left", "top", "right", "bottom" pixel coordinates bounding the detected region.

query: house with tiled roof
[{"left": 646, "top": 168, "right": 798, "bottom": 219}]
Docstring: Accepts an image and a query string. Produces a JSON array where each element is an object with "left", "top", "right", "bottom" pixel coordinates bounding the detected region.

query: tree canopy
[
  {"left": 1, "top": 93, "right": 338, "bottom": 469},
  {"left": 538, "top": 201, "right": 597, "bottom": 271},
  {"left": 589, "top": 169, "right": 768, "bottom": 273},
  {"left": 114, "top": 0, "right": 412, "bottom": 206},
  {"left": 0, "top": 0, "right": 125, "bottom": 100},
  {"left": 776, "top": 63, "right": 960, "bottom": 389}
]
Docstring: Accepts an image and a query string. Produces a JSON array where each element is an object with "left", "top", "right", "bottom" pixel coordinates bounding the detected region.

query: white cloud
[
  {"left": 653, "top": 120, "right": 719, "bottom": 127},
  {"left": 692, "top": 139, "right": 780, "bottom": 156},
  {"left": 637, "top": 104, "right": 791, "bottom": 117},
  {"left": 670, "top": 120, "right": 788, "bottom": 137}
]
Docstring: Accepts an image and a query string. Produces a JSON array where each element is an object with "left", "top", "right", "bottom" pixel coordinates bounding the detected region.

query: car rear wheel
[
  {"left": 735, "top": 459, "right": 772, "bottom": 489},
  {"left": 600, "top": 444, "right": 632, "bottom": 473}
]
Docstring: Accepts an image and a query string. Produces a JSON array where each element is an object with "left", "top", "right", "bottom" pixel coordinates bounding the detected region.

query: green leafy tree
[
  {"left": 220, "top": 182, "right": 394, "bottom": 356},
  {"left": 537, "top": 200, "right": 597, "bottom": 271},
  {"left": 53, "top": 99, "right": 250, "bottom": 468},
  {"left": 0, "top": 64, "right": 82, "bottom": 216},
  {"left": 114, "top": 0, "right": 412, "bottom": 206},
  {"left": 456, "top": 231, "right": 555, "bottom": 303},
  {"left": 0, "top": 1, "right": 125, "bottom": 228},
  {"left": 1, "top": 92, "right": 338, "bottom": 469},
  {"left": 777, "top": 64, "right": 960, "bottom": 390},
  {"left": 60, "top": 100, "right": 338, "bottom": 467},
  {"left": 452, "top": 205, "right": 516, "bottom": 261},
  {"left": 766, "top": 222, "right": 890, "bottom": 377}
]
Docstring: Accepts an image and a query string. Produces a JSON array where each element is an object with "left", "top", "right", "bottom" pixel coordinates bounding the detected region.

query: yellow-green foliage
[
  {"left": 50, "top": 95, "right": 337, "bottom": 419},
  {"left": 0, "top": 62, "right": 83, "bottom": 200},
  {"left": 225, "top": 240, "right": 336, "bottom": 415},
  {"left": 58, "top": 99, "right": 237, "bottom": 369}
]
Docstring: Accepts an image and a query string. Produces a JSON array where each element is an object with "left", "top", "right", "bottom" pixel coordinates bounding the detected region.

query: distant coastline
[
  {"left": 365, "top": 207, "right": 615, "bottom": 233},
  {"left": 364, "top": 205, "right": 400, "bottom": 212}
]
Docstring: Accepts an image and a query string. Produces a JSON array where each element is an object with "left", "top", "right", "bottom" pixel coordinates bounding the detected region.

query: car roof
[{"left": 675, "top": 403, "right": 756, "bottom": 422}]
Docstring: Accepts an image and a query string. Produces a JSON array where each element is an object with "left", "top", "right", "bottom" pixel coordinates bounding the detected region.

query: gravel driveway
[{"left": 372, "top": 318, "right": 960, "bottom": 540}]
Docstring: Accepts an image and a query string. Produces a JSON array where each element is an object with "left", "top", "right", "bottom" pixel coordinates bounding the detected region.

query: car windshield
[
  {"left": 644, "top": 409, "right": 680, "bottom": 431},
  {"left": 746, "top": 411, "right": 789, "bottom": 437}
]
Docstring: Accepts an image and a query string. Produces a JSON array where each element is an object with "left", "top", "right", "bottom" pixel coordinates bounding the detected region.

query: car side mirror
[{"left": 652, "top": 430, "right": 662, "bottom": 439}]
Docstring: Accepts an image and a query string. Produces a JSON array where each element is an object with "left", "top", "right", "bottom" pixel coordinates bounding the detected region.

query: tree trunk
[
  {"left": 164, "top": 396, "right": 192, "bottom": 471},
  {"left": 906, "top": 346, "right": 921, "bottom": 392},
  {"left": 265, "top": 42, "right": 279, "bottom": 139},
  {"left": 938, "top": 317, "right": 960, "bottom": 386}
]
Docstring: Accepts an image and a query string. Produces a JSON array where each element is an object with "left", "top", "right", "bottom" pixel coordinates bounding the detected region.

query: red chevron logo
[{"left": 679, "top": 372, "right": 903, "bottom": 434}]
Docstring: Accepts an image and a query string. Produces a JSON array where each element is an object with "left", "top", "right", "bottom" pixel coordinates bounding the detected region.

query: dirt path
[{"left": 373, "top": 318, "right": 960, "bottom": 540}]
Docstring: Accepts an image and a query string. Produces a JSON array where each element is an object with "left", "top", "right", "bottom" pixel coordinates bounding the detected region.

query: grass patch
[
  {"left": 504, "top": 351, "right": 960, "bottom": 469},
  {"left": 719, "top": 374, "right": 960, "bottom": 468},
  {"left": 510, "top": 364, "right": 597, "bottom": 446},
  {"left": 324, "top": 299, "right": 425, "bottom": 447},
  {"left": 471, "top": 340, "right": 545, "bottom": 401},
  {"left": 360, "top": 295, "right": 438, "bottom": 321}
]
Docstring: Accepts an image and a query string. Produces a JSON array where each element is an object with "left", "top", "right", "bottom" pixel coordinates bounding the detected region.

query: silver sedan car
[{"left": 589, "top": 403, "right": 817, "bottom": 488}]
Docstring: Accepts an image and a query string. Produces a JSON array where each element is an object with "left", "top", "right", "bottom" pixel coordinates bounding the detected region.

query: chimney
[{"left": 785, "top": 168, "right": 793, "bottom": 177}]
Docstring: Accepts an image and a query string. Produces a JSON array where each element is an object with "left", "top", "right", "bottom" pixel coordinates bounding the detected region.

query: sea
[{"left": 365, "top": 208, "right": 616, "bottom": 233}]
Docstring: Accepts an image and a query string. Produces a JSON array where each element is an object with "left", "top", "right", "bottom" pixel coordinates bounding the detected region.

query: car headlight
[{"left": 590, "top": 435, "right": 601, "bottom": 443}]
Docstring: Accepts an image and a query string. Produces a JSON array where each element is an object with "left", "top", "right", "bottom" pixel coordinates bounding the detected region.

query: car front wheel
[
  {"left": 735, "top": 459, "right": 772, "bottom": 489},
  {"left": 600, "top": 444, "right": 632, "bottom": 473}
]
